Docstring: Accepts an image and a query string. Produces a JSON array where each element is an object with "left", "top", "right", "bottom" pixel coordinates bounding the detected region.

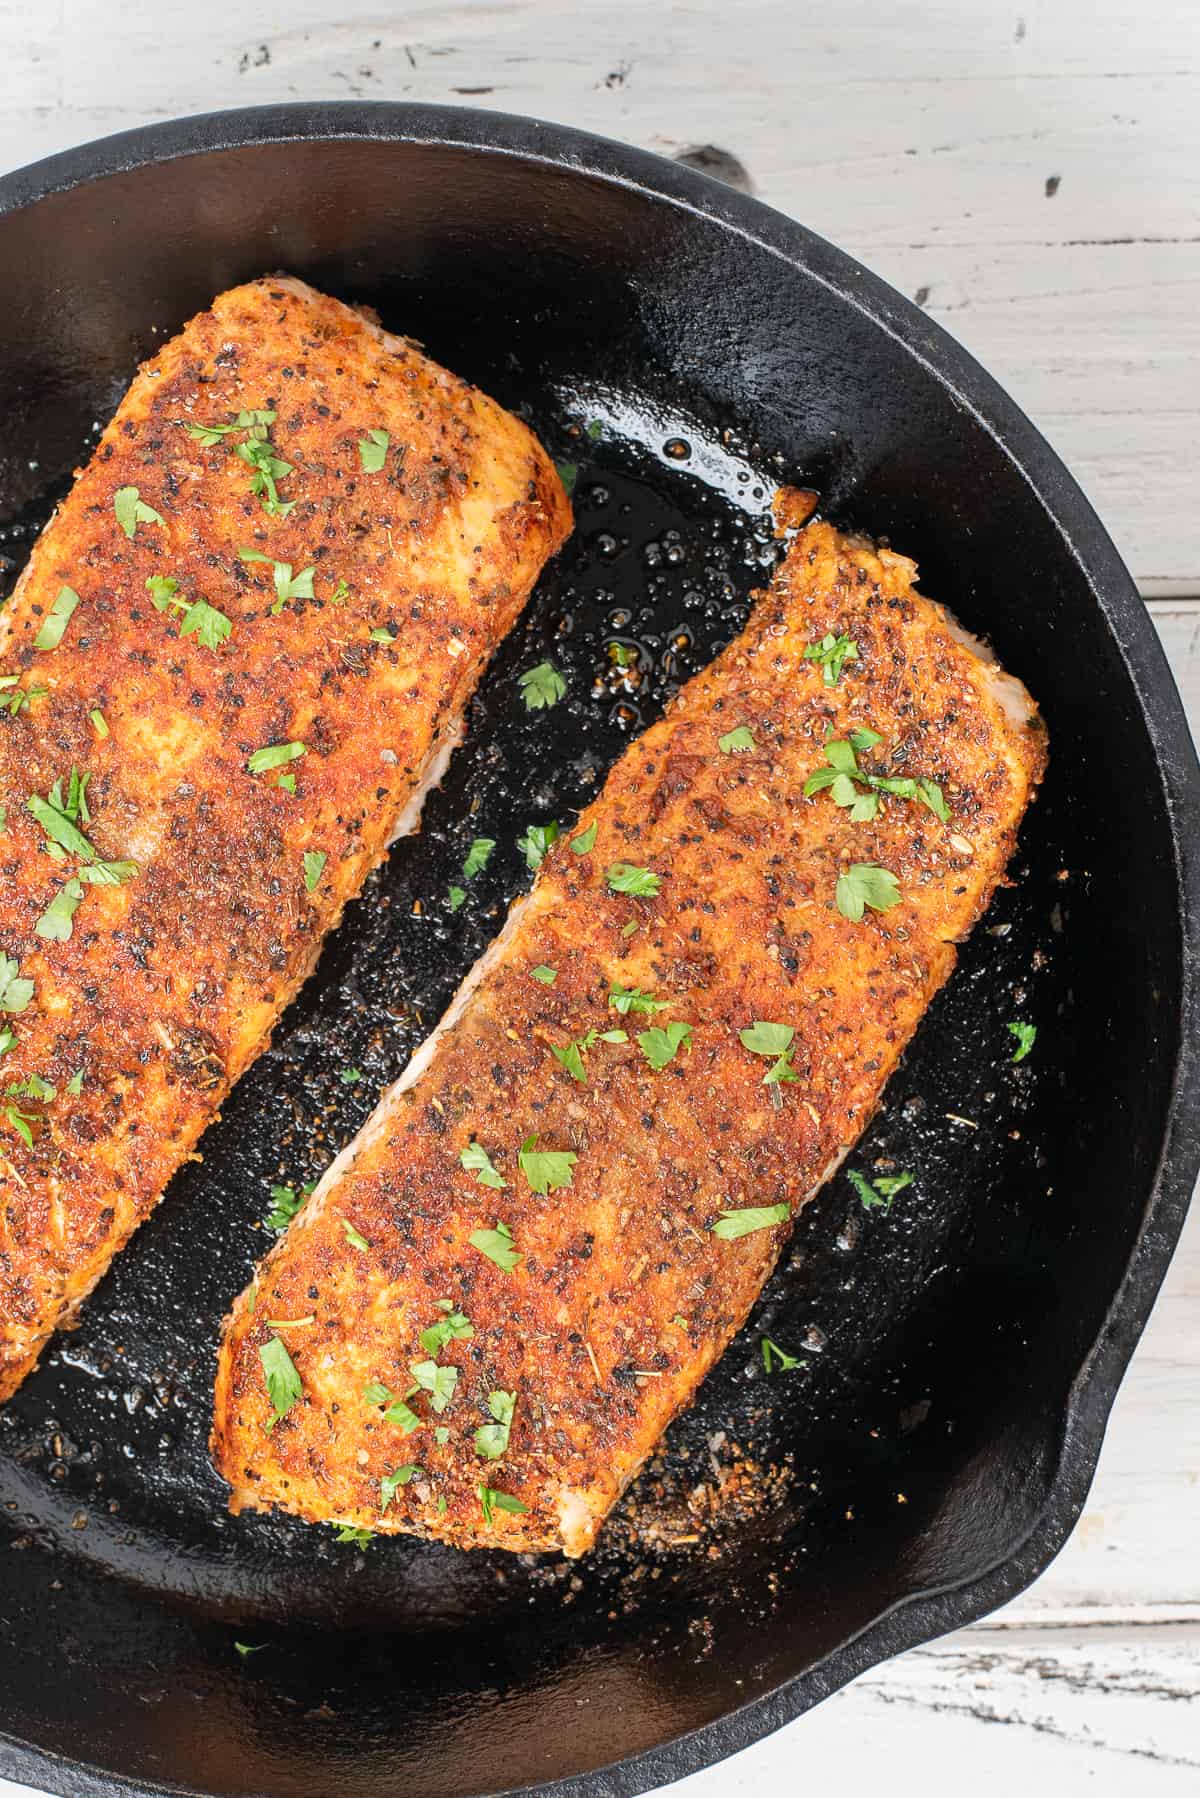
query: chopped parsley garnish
[
  {"left": 609, "top": 984, "right": 668, "bottom": 1016},
  {"left": 419, "top": 1302, "right": 474, "bottom": 1357},
  {"left": 609, "top": 641, "right": 636, "bottom": 668},
  {"left": 835, "top": 862, "right": 902, "bottom": 922},
  {"left": 3, "top": 1100, "right": 37, "bottom": 1148},
  {"left": 0, "top": 955, "right": 35, "bottom": 1014},
  {"left": 340, "top": 1067, "right": 363, "bottom": 1085},
  {"left": 469, "top": 1221, "right": 522, "bottom": 1271},
  {"left": 358, "top": 429, "right": 390, "bottom": 472},
  {"left": 0, "top": 1028, "right": 15, "bottom": 1059},
  {"left": 410, "top": 1359, "right": 459, "bottom": 1414},
  {"left": 1008, "top": 1020, "right": 1037, "bottom": 1063},
  {"left": 35, "top": 877, "right": 85, "bottom": 942},
  {"left": 238, "top": 547, "right": 315, "bottom": 614},
  {"left": 1, "top": 675, "right": 48, "bottom": 717},
  {"left": 530, "top": 964, "right": 557, "bottom": 985},
  {"left": 113, "top": 486, "right": 165, "bottom": 540},
  {"left": 259, "top": 1335, "right": 302, "bottom": 1423},
  {"left": 363, "top": 1381, "right": 423, "bottom": 1435},
  {"left": 518, "top": 821, "right": 559, "bottom": 871},
  {"left": 66, "top": 1069, "right": 85, "bottom": 1095},
  {"left": 637, "top": 1020, "right": 692, "bottom": 1070},
  {"left": 380, "top": 1465, "right": 420, "bottom": 1511},
  {"left": 803, "top": 632, "right": 859, "bottom": 686},
  {"left": 370, "top": 625, "right": 396, "bottom": 643},
  {"left": 247, "top": 740, "right": 306, "bottom": 776},
  {"left": 26, "top": 771, "right": 137, "bottom": 913},
  {"left": 474, "top": 1389, "right": 516, "bottom": 1461},
  {"left": 847, "top": 1168, "right": 913, "bottom": 1213},
  {"left": 447, "top": 885, "right": 467, "bottom": 912},
  {"left": 761, "top": 1336, "right": 804, "bottom": 1373},
  {"left": 551, "top": 1027, "right": 628, "bottom": 1084},
  {"left": 739, "top": 1020, "right": 798, "bottom": 1085},
  {"left": 519, "top": 661, "right": 566, "bottom": 710},
  {"left": 463, "top": 836, "right": 495, "bottom": 879},
  {"left": 340, "top": 1217, "right": 371, "bottom": 1252},
  {"left": 461, "top": 1140, "right": 506, "bottom": 1189},
  {"left": 234, "top": 1642, "right": 266, "bottom": 1658},
  {"left": 519, "top": 1133, "right": 577, "bottom": 1195},
  {"left": 606, "top": 863, "right": 660, "bottom": 897},
  {"left": 277, "top": 773, "right": 297, "bottom": 795},
  {"left": 478, "top": 1485, "right": 529, "bottom": 1525},
  {"left": 710, "top": 1202, "right": 791, "bottom": 1240},
  {"left": 187, "top": 407, "right": 276, "bottom": 447},
  {"left": 33, "top": 585, "right": 81, "bottom": 652},
  {"left": 8, "top": 1073, "right": 55, "bottom": 1103},
  {"left": 718, "top": 726, "right": 755, "bottom": 754},
  {"left": 302, "top": 850, "right": 327, "bottom": 892},
  {"left": 555, "top": 460, "right": 578, "bottom": 496},
  {"left": 805, "top": 731, "right": 948, "bottom": 825},
  {"left": 145, "top": 575, "right": 232, "bottom": 649},
  {"left": 265, "top": 1181, "right": 314, "bottom": 1233},
  {"left": 333, "top": 1525, "right": 374, "bottom": 1550},
  {"left": 571, "top": 821, "right": 598, "bottom": 855},
  {"left": 89, "top": 709, "right": 109, "bottom": 739},
  {"left": 233, "top": 427, "right": 295, "bottom": 517}
]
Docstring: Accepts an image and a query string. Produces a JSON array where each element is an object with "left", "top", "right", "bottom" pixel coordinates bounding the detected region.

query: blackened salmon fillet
[
  {"left": 211, "top": 514, "right": 1045, "bottom": 1555},
  {"left": 0, "top": 275, "right": 572, "bottom": 1400}
]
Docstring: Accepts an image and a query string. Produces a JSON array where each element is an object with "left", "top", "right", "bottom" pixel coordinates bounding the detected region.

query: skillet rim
[{"left": 0, "top": 100, "right": 1196, "bottom": 1798}]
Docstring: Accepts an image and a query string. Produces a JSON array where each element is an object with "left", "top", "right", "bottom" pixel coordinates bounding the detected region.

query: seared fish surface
[
  {"left": 212, "top": 516, "right": 1046, "bottom": 1555},
  {"left": 0, "top": 276, "right": 571, "bottom": 1400}
]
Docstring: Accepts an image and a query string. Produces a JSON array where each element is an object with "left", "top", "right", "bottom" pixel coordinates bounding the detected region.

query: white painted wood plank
[{"left": 2, "top": 0, "right": 1198, "bottom": 587}]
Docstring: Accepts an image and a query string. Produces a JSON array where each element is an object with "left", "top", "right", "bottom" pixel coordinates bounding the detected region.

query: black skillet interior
[{"left": 0, "top": 107, "right": 1196, "bottom": 1798}]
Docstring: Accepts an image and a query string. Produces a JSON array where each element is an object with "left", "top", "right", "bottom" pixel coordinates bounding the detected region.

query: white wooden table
[{"left": 3, "top": 2, "right": 1197, "bottom": 1790}]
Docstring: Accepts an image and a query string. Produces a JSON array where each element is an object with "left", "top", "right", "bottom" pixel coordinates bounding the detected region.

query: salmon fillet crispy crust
[
  {"left": 0, "top": 276, "right": 571, "bottom": 1401},
  {"left": 212, "top": 515, "right": 1047, "bottom": 1556}
]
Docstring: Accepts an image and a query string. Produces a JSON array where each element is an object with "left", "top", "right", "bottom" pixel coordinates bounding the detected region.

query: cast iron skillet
[{"left": 0, "top": 103, "right": 1196, "bottom": 1798}]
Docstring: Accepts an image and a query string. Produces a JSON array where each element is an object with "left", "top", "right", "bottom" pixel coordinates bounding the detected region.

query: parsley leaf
[
  {"left": 606, "top": 863, "right": 660, "bottom": 897},
  {"left": 380, "top": 1465, "right": 420, "bottom": 1511},
  {"left": 718, "top": 726, "right": 755, "bottom": 754},
  {"left": 358, "top": 429, "right": 390, "bottom": 472},
  {"left": 739, "top": 1021, "right": 799, "bottom": 1086},
  {"left": 530, "top": 964, "right": 557, "bottom": 985},
  {"left": 265, "top": 1181, "right": 313, "bottom": 1233},
  {"left": 835, "top": 862, "right": 902, "bottom": 922},
  {"left": 340, "top": 1217, "right": 371, "bottom": 1252},
  {"left": 519, "top": 1133, "right": 577, "bottom": 1195},
  {"left": 469, "top": 1221, "right": 522, "bottom": 1271},
  {"left": 234, "top": 434, "right": 295, "bottom": 517},
  {"left": 35, "top": 877, "right": 85, "bottom": 942},
  {"left": 0, "top": 956, "right": 35, "bottom": 1015},
  {"left": 461, "top": 1140, "right": 506, "bottom": 1189},
  {"left": 186, "top": 408, "right": 276, "bottom": 447},
  {"left": 478, "top": 1485, "right": 529, "bottom": 1525},
  {"left": 65, "top": 1069, "right": 85, "bottom": 1095},
  {"left": 33, "top": 585, "right": 81, "bottom": 652},
  {"left": 234, "top": 1642, "right": 266, "bottom": 1658},
  {"left": 247, "top": 741, "right": 306, "bottom": 776},
  {"left": 551, "top": 1027, "right": 629, "bottom": 1084},
  {"left": 259, "top": 1335, "right": 302, "bottom": 1423},
  {"left": 571, "top": 821, "right": 598, "bottom": 855},
  {"left": 463, "top": 836, "right": 495, "bottom": 879},
  {"left": 519, "top": 661, "right": 566, "bottom": 710},
  {"left": 609, "top": 641, "right": 636, "bottom": 668},
  {"left": 89, "top": 709, "right": 109, "bottom": 739},
  {"left": 803, "top": 632, "right": 859, "bottom": 685},
  {"left": 474, "top": 1389, "right": 516, "bottom": 1461},
  {"left": 302, "top": 850, "right": 327, "bottom": 892},
  {"left": 145, "top": 576, "right": 232, "bottom": 649},
  {"left": 637, "top": 1020, "right": 692, "bottom": 1070},
  {"left": 238, "top": 548, "right": 315, "bottom": 614},
  {"left": 710, "top": 1202, "right": 790, "bottom": 1240},
  {"left": 3, "top": 1101, "right": 36, "bottom": 1148},
  {"left": 555, "top": 461, "right": 578, "bottom": 496},
  {"left": 113, "top": 486, "right": 165, "bottom": 540},
  {"left": 333, "top": 1525, "right": 374, "bottom": 1550},
  {"left": 363, "top": 1382, "right": 423, "bottom": 1434},
  {"left": 847, "top": 1169, "right": 913, "bottom": 1213},
  {"left": 410, "top": 1359, "right": 459, "bottom": 1414},
  {"left": 1, "top": 676, "right": 48, "bottom": 717},
  {"left": 518, "top": 821, "right": 559, "bottom": 871},
  {"left": 1008, "top": 1020, "right": 1037, "bottom": 1063},
  {"left": 761, "top": 1336, "right": 804, "bottom": 1373},
  {"left": 419, "top": 1305, "right": 474, "bottom": 1356},
  {"left": 806, "top": 733, "right": 947, "bottom": 826},
  {"left": 0, "top": 1028, "right": 15, "bottom": 1058},
  {"left": 340, "top": 1067, "right": 363, "bottom": 1085},
  {"left": 447, "top": 885, "right": 467, "bottom": 912},
  {"left": 609, "top": 984, "right": 668, "bottom": 1016},
  {"left": 369, "top": 624, "right": 396, "bottom": 643}
]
